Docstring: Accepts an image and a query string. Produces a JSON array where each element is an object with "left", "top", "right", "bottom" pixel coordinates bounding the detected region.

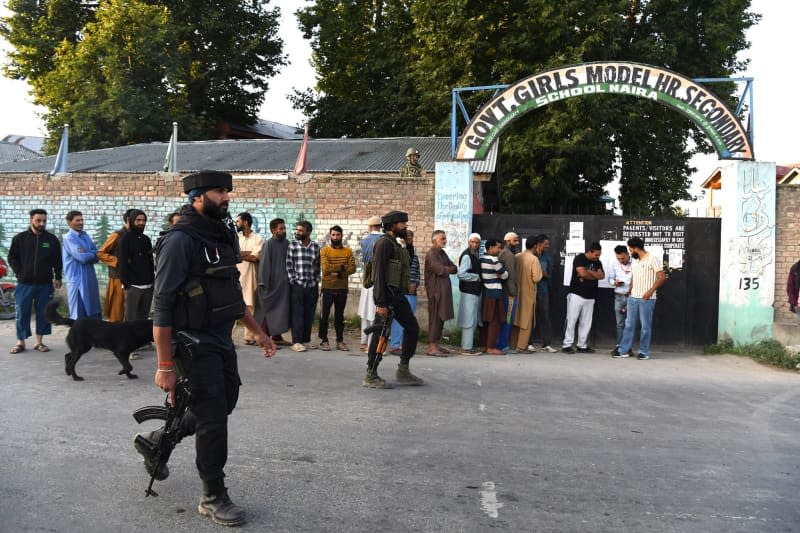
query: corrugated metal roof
[
  {"left": 1, "top": 134, "right": 45, "bottom": 154},
  {"left": 0, "top": 136, "right": 497, "bottom": 175},
  {"left": 0, "top": 142, "right": 44, "bottom": 164},
  {"left": 230, "top": 119, "right": 303, "bottom": 139}
]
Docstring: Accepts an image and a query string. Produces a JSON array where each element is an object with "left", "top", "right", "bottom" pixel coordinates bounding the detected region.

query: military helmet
[{"left": 405, "top": 147, "right": 419, "bottom": 157}]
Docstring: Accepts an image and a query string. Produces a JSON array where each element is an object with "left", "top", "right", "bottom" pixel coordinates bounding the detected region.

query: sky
[{"left": 0, "top": 0, "right": 796, "bottom": 205}]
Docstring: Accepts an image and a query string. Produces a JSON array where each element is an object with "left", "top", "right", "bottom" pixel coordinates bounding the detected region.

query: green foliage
[
  {"left": 294, "top": 0, "right": 417, "bottom": 138},
  {"left": 704, "top": 338, "right": 800, "bottom": 370},
  {"left": 93, "top": 214, "right": 111, "bottom": 244},
  {"left": 294, "top": 0, "right": 758, "bottom": 215},
  {"left": 2, "top": 0, "right": 285, "bottom": 153}
]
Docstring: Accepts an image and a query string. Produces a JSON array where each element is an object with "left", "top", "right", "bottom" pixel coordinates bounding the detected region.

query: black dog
[{"left": 46, "top": 300, "right": 153, "bottom": 381}]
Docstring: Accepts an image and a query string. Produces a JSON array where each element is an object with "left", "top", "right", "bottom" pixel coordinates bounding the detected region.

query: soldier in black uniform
[
  {"left": 135, "top": 171, "right": 276, "bottom": 527},
  {"left": 364, "top": 210, "right": 424, "bottom": 389}
]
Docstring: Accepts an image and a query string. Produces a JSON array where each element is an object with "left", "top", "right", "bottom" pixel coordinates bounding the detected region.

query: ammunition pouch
[{"left": 173, "top": 265, "right": 245, "bottom": 331}]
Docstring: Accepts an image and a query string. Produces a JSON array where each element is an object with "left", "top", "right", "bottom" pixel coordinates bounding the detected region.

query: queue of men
[
  {"left": 7, "top": 203, "right": 666, "bottom": 366},
  {"left": 5, "top": 174, "right": 669, "bottom": 528}
]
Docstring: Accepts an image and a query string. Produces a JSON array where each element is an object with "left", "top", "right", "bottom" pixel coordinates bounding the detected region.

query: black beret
[
  {"left": 182, "top": 170, "right": 233, "bottom": 194},
  {"left": 382, "top": 210, "right": 408, "bottom": 225}
]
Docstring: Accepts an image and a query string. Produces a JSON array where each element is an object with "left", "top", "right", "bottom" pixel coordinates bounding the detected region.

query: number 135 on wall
[{"left": 739, "top": 277, "right": 760, "bottom": 290}]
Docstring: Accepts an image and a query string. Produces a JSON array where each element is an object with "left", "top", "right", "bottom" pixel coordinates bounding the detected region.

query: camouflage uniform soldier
[{"left": 399, "top": 147, "right": 425, "bottom": 177}]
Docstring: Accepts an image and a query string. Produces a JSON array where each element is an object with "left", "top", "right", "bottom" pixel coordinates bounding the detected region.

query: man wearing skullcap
[
  {"left": 357, "top": 215, "right": 383, "bottom": 351},
  {"left": 456, "top": 233, "right": 483, "bottom": 354}
]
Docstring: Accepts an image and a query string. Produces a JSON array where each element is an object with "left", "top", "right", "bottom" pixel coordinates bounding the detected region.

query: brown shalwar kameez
[{"left": 424, "top": 248, "right": 456, "bottom": 343}]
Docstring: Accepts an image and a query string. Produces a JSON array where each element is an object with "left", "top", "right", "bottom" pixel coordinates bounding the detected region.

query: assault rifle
[
  {"left": 363, "top": 305, "right": 394, "bottom": 356},
  {"left": 132, "top": 330, "right": 196, "bottom": 497}
]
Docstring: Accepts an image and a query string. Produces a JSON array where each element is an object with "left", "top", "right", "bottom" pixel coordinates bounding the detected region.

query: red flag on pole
[{"left": 293, "top": 124, "right": 309, "bottom": 175}]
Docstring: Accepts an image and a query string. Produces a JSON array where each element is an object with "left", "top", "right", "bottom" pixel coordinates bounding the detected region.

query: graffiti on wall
[
  {"left": 732, "top": 166, "right": 774, "bottom": 278},
  {"left": 0, "top": 194, "right": 386, "bottom": 293}
]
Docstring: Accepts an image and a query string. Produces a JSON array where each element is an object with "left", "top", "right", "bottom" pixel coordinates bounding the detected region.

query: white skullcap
[
  {"left": 503, "top": 232, "right": 518, "bottom": 241},
  {"left": 468, "top": 233, "right": 481, "bottom": 241}
]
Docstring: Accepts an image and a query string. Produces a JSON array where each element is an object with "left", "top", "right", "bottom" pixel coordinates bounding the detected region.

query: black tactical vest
[{"left": 167, "top": 225, "right": 246, "bottom": 331}]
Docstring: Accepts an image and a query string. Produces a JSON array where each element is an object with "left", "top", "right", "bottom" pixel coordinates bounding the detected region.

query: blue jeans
[
  {"left": 390, "top": 294, "right": 417, "bottom": 349},
  {"left": 618, "top": 297, "right": 656, "bottom": 356},
  {"left": 16, "top": 283, "right": 54, "bottom": 340},
  {"left": 496, "top": 296, "right": 517, "bottom": 350},
  {"left": 613, "top": 294, "right": 628, "bottom": 347}
]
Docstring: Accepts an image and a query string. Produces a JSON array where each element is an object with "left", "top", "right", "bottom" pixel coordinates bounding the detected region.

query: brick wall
[
  {"left": 0, "top": 172, "right": 436, "bottom": 296},
  {"left": 775, "top": 185, "right": 800, "bottom": 323}
]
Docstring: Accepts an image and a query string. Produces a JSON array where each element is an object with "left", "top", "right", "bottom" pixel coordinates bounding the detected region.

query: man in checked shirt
[{"left": 286, "top": 220, "right": 321, "bottom": 352}]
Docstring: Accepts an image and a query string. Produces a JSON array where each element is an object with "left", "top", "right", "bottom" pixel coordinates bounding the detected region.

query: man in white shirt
[
  {"left": 616, "top": 237, "right": 667, "bottom": 360},
  {"left": 236, "top": 212, "right": 264, "bottom": 345},
  {"left": 607, "top": 245, "right": 632, "bottom": 357}
]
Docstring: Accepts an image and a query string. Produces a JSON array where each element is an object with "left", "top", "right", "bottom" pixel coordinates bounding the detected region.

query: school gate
[{"left": 472, "top": 214, "right": 721, "bottom": 348}]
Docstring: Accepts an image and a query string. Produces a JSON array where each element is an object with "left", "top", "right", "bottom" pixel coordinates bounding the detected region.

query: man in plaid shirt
[{"left": 286, "top": 220, "right": 321, "bottom": 352}]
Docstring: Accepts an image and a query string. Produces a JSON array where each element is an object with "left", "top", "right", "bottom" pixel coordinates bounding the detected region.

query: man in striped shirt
[
  {"left": 479, "top": 239, "right": 508, "bottom": 355},
  {"left": 286, "top": 220, "right": 321, "bottom": 352},
  {"left": 616, "top": 237, "right": 666, "bottom": 360}
]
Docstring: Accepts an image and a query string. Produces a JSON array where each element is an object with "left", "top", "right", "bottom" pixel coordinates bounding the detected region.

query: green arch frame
[{"left": 455, "top": 61, "right": 753, "bottom": 161}]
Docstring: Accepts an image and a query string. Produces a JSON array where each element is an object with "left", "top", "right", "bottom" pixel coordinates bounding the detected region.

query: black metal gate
[{"left": 472, "top": 214, "right": 721, "bottom": 348}]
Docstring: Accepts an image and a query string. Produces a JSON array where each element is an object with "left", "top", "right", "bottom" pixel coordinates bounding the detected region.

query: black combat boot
[
  {"left": 198, "top": 479, "right": 247, "bottom": 527},
  {"left": 134, "top": 428, "right": 169, "bottom": 481}
]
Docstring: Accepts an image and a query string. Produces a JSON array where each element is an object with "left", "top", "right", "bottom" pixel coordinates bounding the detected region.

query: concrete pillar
[
  {"left": 434, "top": 162, "right": 474, "bottom": 329},
  {"left": 718, "top": 160, "right": 777, "bottom": 343}
]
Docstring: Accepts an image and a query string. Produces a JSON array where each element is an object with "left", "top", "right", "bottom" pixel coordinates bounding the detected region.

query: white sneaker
[
  {"left": 526, "top": 345, "right": 537, "bottom": 352},
  {"left": 290, "top": 343, "right": 307, "bottom": 352},
  {"left": 541, "top": 345, "right": 558, "bottom": 353}
]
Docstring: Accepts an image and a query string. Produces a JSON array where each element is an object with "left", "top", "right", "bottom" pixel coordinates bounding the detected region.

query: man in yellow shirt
[{"left": 319, "top": 225, "right": 356, "bottom": 351}]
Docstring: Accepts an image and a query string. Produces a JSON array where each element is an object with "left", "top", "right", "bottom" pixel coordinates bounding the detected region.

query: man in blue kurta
[{"left": 62, "top": 210, "right": 101, "bottom": 319}]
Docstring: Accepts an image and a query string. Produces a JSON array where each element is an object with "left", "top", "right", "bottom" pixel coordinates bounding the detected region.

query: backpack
[{"left": 361, "top": 259, "right": 374, "bottom": 289}]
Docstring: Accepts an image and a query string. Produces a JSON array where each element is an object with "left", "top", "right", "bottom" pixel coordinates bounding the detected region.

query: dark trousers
[
  {"left": 15, "top": 283, "right": 53, "bottom": 340},
  {"left": 480, "top": 298, "right": 504, "bottom": 350},
  {"left": 180, "top": 343, "right": 241, "bottom": 483},
  {"left": 367, "top": 289, "right": 419, "bottom": 372},
  {"left": 318, "top": 288, "right": 347, "bottom": 343},
  {"left": 291, "top": 283, "right": 318, "bottom": 344},
  {"left": 124, "top": 286, "right": 153, "bottom": 321},
  {"left": 533, "top": 290, "right": 553, "bottom": 347}
]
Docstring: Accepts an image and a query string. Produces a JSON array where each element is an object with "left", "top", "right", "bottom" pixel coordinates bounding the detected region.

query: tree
[
  {"left": 295, "top": 0, "right": 757, "bottom": 215},
  {"left": 93, "top": 214, "right": 111, "bottom": 245},
  {"left": 294, "top": 0, "right": 418, "bottom": 137},
  {"left": 2, "top": 0, "right": 285, "bottom": 153},
  {"left": 37, "top": 0, "right": 186, "bottom": 151}
]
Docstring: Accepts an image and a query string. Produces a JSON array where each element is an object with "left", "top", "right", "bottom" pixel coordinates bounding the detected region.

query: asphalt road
[{"left": 1, "top": 325, "right": 798, "bottom": 533}]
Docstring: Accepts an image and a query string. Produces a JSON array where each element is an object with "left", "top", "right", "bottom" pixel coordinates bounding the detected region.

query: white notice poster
[
  {"left": 569, "top": 222, "right": 584, "bottom": 240},
  {"left": 563, "top": 239, "right": 585, "bottom": 286}
]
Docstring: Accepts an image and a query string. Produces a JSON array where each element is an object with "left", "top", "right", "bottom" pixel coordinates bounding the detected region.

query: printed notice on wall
[
  {"left": 569, "top": 222, "right": 584, "bottom": 240},
  {"left": 668, "top": 249, "right": 683, "bottom": 269},
  {"left": 623, "top": 220, "right": 685, "bottom": 272},
  {"left": 563, "top": 238, "right": 585, "bottom": 286}
]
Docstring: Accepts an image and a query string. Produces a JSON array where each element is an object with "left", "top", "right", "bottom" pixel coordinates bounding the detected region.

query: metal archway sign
[{"left": 455, "top": 61, "right": 754, "bottom": 161}]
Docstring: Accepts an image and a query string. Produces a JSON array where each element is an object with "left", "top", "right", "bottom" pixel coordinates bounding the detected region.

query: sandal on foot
[
  {"left": 33, "top": 343, "right": 50, "bottom": 352},
  {"left": 9, "top": 345, "right": 25, "bottom": 354},
  {"left": 244, "top": 340, "right": 257, "bottom": 346}
]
